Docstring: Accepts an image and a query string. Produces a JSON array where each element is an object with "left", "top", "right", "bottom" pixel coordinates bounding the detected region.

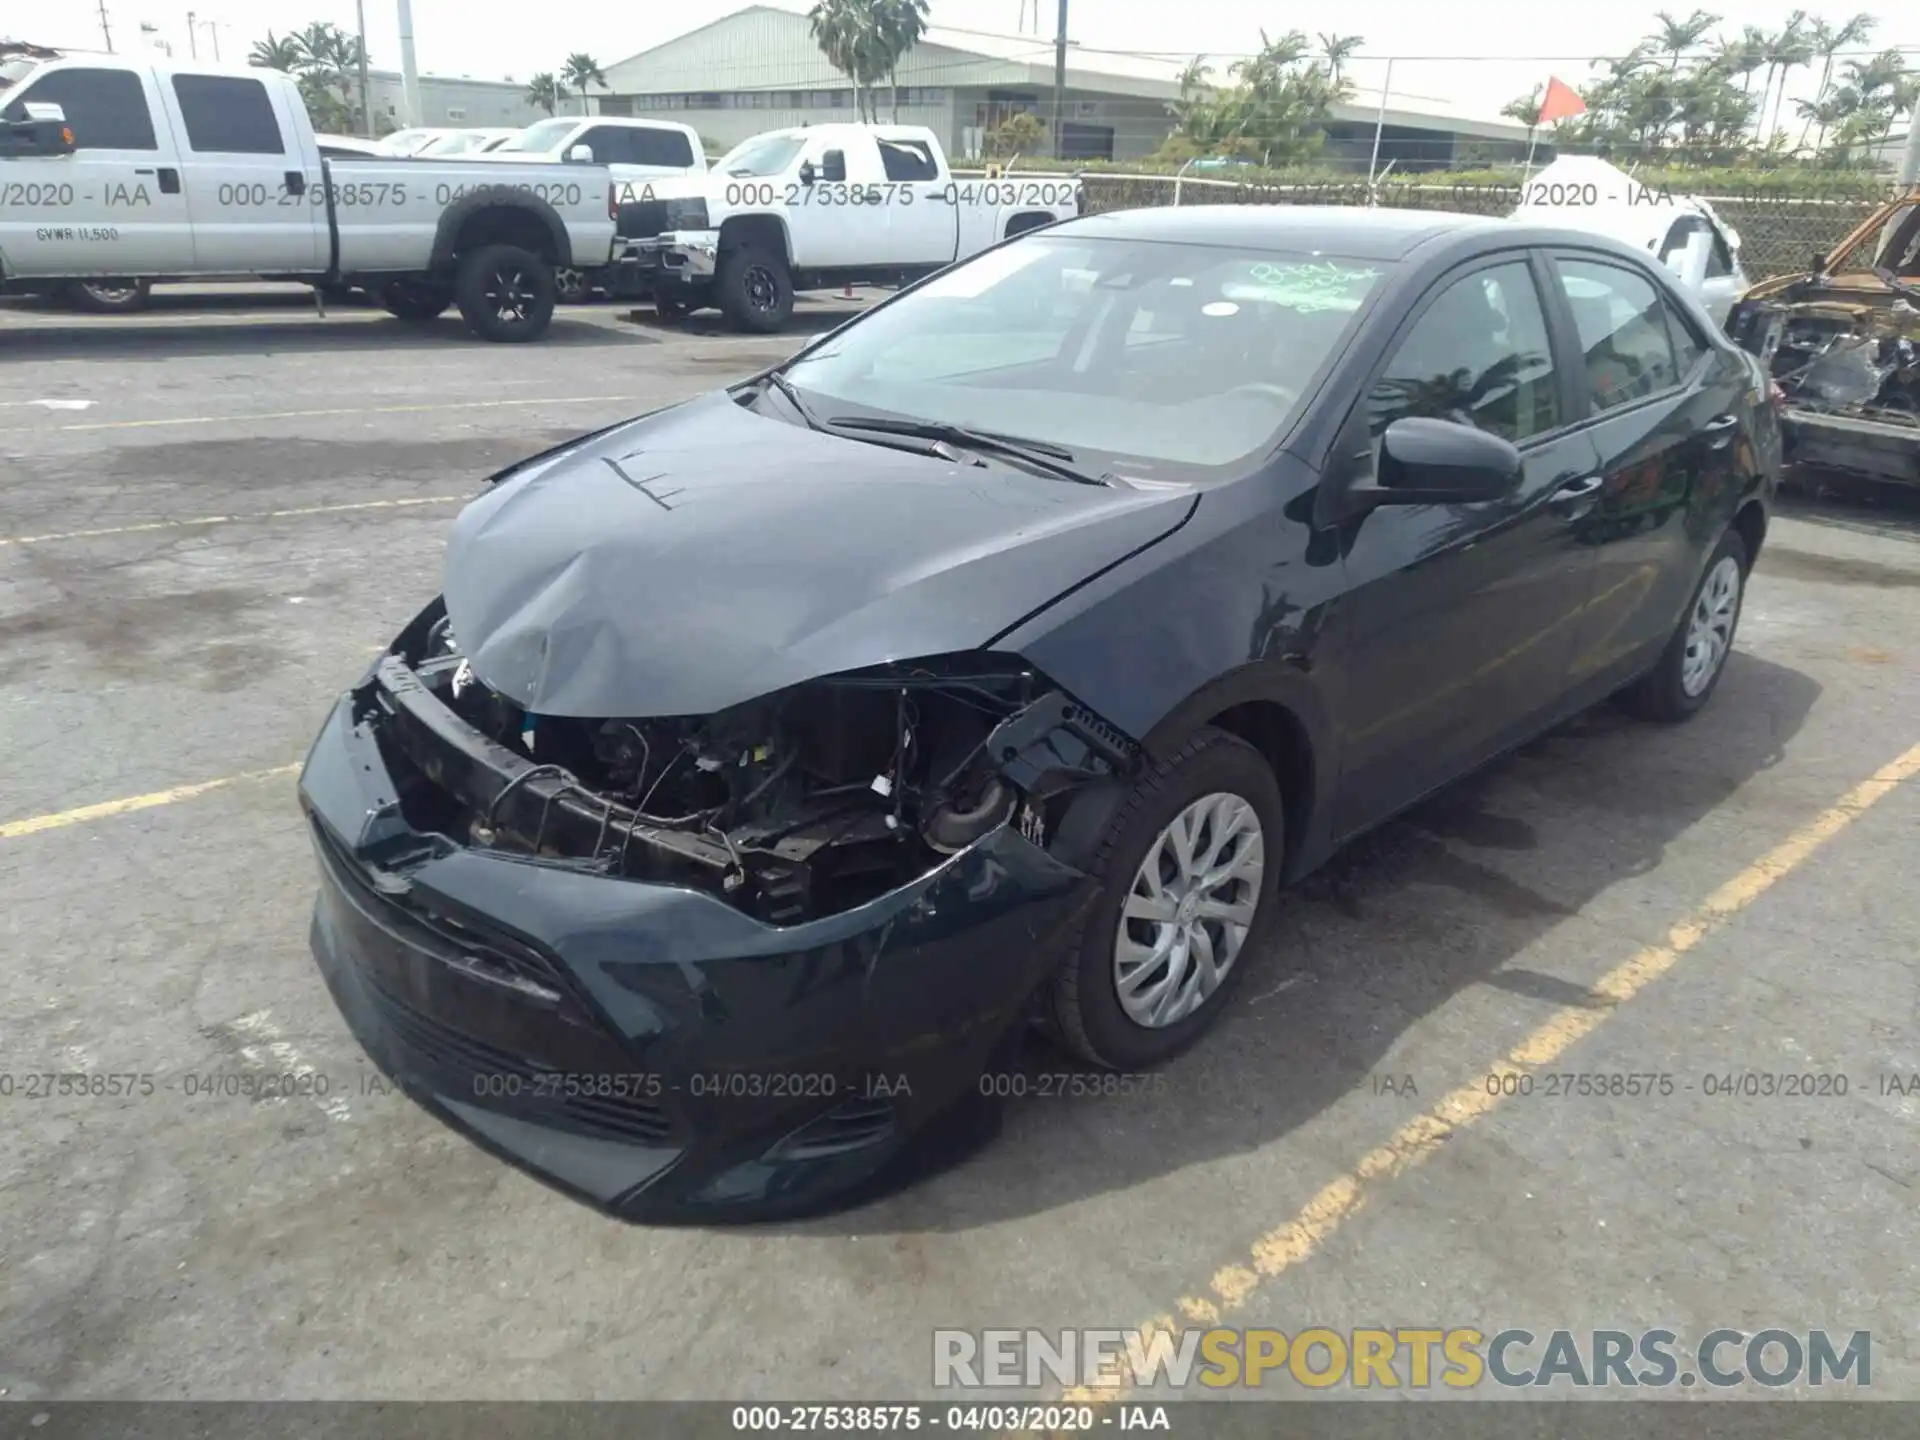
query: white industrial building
[
  {"left": 360, "top": 68, "right": 552, "bottom": 131},
  {"left": 598, "top": 5, "right": 1534, "bottom": 167}
]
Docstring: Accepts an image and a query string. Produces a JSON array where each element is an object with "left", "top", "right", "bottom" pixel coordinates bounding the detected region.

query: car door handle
[
  {"left": 1702, "top": 413, "right": 1738, "bottom": 449},
  {"left": 284, "top": 170, "right": 306, "bottom": 196},
  {"left": 1548, "top": 473, "right": 1606, "bottom": 517}
]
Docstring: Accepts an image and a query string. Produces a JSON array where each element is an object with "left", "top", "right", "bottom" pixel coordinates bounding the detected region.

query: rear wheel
[
  {"left": 552, "top": 266, "right": 592, "bottom": 303},
  {"left": 1618, "top": 528, "right": 1749, "bottom": 722},
  {"left": 454, "top": 244, "right": 557, "bottom": 342},
  {"left": 716, "top": 246, "right": 793, "bottom": 333},
  {"left": 1046, "top": 728, "right": 1283, "bottom": 1069},
  {"left": 379, "top": 280, "right": 452, "bottom": 321},
  {"left": 64, "top": 278, "right": 152, "bottom": 314}
]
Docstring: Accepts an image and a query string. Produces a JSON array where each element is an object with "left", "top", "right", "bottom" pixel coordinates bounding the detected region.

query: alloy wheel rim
[
  {"left": 485, "top": 267, "right": 532, "bottom": 323},
  {"left": 86, "top": 283, "right": 139, "bottom": 302},
  {"left": 1113, "top": 792, "right": 1265, "bottom": 1029},
  {"left": 744, "top": 265, "right": 777, "bottom": 311},
  {"left": 553, "top": 267, "right": 585, "bottom": 300},
  {"left": 1681, "top": 555, "right": 1741, "bottom": 697}
]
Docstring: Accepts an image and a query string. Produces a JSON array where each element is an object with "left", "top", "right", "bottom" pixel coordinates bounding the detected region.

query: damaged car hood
[{"left": 442, "top": 392, "right": 1196, "bottom": 717}]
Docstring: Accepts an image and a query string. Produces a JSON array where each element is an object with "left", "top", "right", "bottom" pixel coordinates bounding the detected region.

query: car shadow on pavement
[
  {"left": 781, "top": 649, "right": 1823, "bottom": 1234},
  {"left": 616, "top": 306, "right": 861, "bottom": 340},
  {"left": 0, "top": 315, "right": 647, "bottom": 361}
]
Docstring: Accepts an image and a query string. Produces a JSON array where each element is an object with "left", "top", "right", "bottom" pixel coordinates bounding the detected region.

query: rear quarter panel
[{"left": 327, "top": 158, "right": 615, "bottom": 271}]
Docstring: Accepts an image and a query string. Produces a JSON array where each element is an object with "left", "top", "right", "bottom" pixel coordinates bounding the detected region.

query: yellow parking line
[
  {"left": 1, "top": 494, "right": 469, "bottom": 546},
  {"left": 0, "top": 764, "right": 301, "bottom": 840},
  {"left": 1059, "top": 739, "right": 1920, "bottom": 1409},
  {"left": 0, "top": 393, "right": 630, "bottom": 435}
]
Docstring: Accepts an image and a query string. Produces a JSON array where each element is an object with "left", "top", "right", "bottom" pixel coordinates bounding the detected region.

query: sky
[{"left": 22, "top": 0, "right": 1920, "bottom": 123}]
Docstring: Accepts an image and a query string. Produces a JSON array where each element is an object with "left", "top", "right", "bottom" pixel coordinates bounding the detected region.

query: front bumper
[
  {"left": 298, "top": 668, "right": 1092, "bottom": 1222},
  {"left": 612, "top": 229, "right": 720, "bottom": 295}
]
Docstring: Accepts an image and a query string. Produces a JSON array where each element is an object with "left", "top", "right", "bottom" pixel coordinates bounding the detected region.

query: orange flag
[{"left": 1538, "top": 75, "right": 1586, "bottom": 123}]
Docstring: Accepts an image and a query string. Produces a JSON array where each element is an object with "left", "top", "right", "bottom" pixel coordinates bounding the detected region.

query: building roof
[{"left": 603, "top": 6, "right": 1531, "bottom": 141}]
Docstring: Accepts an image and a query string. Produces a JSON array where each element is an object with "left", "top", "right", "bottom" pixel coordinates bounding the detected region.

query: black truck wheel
[
  {"left": 716, "top": 246, "right": 794, "bottom": 333},
  {"left": 64, "top": 279, "right": 152, "bottom": 314},
  {"left": 453, "top": 245, "right": 557, "bottom": 342}
]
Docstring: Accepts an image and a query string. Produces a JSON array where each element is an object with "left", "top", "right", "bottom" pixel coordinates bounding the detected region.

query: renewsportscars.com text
[{"left": 932, "top": 1327, "right": 1872, "bottom": 1391}]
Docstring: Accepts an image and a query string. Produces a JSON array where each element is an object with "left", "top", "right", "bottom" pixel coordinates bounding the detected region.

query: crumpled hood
[{"left": 442, "top": 392, "right": 1195, "bottom": 717}]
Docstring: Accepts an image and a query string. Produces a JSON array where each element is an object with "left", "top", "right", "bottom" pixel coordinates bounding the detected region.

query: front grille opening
[{"left": 763, "top": 1094, "right": 897, "bottom": 1163}]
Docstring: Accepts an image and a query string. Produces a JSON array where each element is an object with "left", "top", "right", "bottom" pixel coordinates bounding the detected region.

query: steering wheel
[{"left": 1226, "top": 381, "right": 1299, "bottom": 407}]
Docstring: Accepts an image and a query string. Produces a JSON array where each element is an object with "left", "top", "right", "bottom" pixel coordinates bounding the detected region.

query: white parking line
[{"left": 228, "top": 1008, "right": 353, "bottom": 1124}]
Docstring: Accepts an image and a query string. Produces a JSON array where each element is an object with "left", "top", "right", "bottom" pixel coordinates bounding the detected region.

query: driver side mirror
[
  {"left": 4, "top": 102, "right": 75, "bottom": 157},
  {"left": 797, "top": 159, "right": 817, "bottom": 186},
  {"left": 566, "top": 143, "right": 594, "bottom": 164},
  {"left": 1351, "top": 417, "right": 1522, "bottom": 509},
  {"left": 820, "top": 148, "right": 847, "bottom": 183}
]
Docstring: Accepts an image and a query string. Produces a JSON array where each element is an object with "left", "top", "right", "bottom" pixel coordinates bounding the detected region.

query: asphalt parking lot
[{"left": 1, "top": 286, "right": 1917, "bottom": 1407}]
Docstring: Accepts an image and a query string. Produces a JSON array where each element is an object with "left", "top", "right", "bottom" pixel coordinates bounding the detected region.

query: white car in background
[
  {"left": 376, "top": 126, "right": 455, "bottom": 155},
  {"left": 1511, "top": 155, "right": 1751, "bottom": 328}
]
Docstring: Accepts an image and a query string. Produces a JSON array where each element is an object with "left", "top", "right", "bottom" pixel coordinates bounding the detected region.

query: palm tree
[
  {"left": 248, "top": 31, "right": 302, "bottom": 72},
  {"left": 525, "top": 72, "right": 561, "bottom": 116},
  {"left": 1652, "top": 9, "right": 1719, "bottom": 71},
  {"left": 1797, "top": 13, "right": 1874, "bottom": 148},
  {"left": 1317, "top": 33, "right": 1363, "bottom": 86},
  {"left": 560, "top": 53, "right": 607, "bottom": 115},
  {"left": 808, "top": 0, "right": 878, "bottom": 121},
  {"left": 871, "top": 0, "right": 930, "bottom": 120},
  {"left": 1759, "top": 11, "right": 1812, "bottom": 145}
]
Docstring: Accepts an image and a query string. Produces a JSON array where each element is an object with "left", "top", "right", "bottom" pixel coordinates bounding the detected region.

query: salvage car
[
  {"left": 301, "top": 205, "right": 1779, "bottom": 1222},
  {"left": 1724, "top": 185, "right": 1920, "bottom": 488}
]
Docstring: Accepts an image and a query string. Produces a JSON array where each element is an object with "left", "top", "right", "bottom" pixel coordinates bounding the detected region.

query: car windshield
[
  {"left": 718, "top": 134, "right": 805, "bottom": 177},
  {"left": 494, "top": 118, "right": 578, "bottom": 153},
  {"left": 779, "top": 235, "right": 1392, "bottom": 478}
]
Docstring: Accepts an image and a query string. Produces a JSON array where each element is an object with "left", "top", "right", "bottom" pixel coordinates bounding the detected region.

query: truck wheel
[
  {"left": 716, "top": 247, "right": 793, "bottom": 333},
  {"left": 64, "top": 279, "right": 152, "bottom": 314},
  {"left": 552, "top": 267, "right": 592, "bottom": 303},
  {"left": 454, "top": 245, "right": 556, "bottom": 342},
  {"left": 380, "top": 281, "right": 452, "bottom": 321}
]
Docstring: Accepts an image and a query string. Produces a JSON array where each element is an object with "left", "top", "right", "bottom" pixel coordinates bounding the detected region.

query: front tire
[
  {"left": 453, "top": 245, "right": 557, "bottom": 342},
  {"left": 716, "top": 246, "right": 794, "bottom": 333},
  {"left": 1047, "top": 728, "right": 1283, "bottom": 1070},
  {"left": 1619, "top": 528, "right": 1749, "bottom": 722},
  {"left": 64, "top": 278, "right": 152, "bottom": 314}
]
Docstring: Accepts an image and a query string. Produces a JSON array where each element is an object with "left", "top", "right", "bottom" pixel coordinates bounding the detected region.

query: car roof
[{"left": 1056, "top": 204, "right": 1510, "bottom": 261}]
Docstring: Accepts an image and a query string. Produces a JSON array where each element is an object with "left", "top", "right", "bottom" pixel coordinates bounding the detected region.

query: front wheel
[
  {"left": 1618, "top": 528, "right": 1749, "bottom": 722},
  {"left": 453, "top": 244, "right": 557, "bottom": 342},
  {"left": 64, "top": 278, "right": 152, "bottom": 314},
  {"left": 1046, "top": 728, "right": 1283, "bottom": 1070},
  {"left": 715, "top": 246, "right": 793, "bottom": 333}
]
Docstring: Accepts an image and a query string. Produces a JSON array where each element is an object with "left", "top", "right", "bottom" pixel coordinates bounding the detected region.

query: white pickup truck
[
  {"left": 0, "top": 51, "right": 618, "bottom": 340},
  {"left": 612, "top": 123, "right": 1080, "bottom": 331}
]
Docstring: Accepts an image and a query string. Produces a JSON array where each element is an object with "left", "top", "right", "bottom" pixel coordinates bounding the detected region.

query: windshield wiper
[
  {"left": 760, "top": 371, "right": 824, "bottom": 431},
  {"left": 822, "top": 417, "right": 1110, "bottom": 486}
]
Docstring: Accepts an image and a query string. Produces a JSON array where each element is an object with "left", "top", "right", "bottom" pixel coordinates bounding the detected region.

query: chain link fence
[{"left": 1064, "top": 172, "right": 1886, "bottom": 280}]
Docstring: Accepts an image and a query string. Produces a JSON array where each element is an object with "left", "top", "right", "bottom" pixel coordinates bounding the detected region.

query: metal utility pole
[
  {"left": 1051, "top": 0, "right": 1067, "bottom": 159},
  {"left": 207, "top": 22, "right": 219, "bottom": 60},
  {"left": 355, "top": 0, "right": 374, "bottom": 137},
  {"left": 185, "top": 10, "right": 196, "bottom": 57},
  {"left": 97, "top": 0, "right": 114, "bottom": 51},
  {"left": 397, "top": 0, "right": 423, "bottom": 129}
]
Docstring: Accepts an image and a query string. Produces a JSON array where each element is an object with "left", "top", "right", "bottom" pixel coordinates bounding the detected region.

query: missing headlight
[{"left": 370, "top": 646, "right": 1138, "bottom": 925}]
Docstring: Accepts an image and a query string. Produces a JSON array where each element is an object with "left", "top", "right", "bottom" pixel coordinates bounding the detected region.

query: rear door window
[
  {"left": 171, "top": 74, "right": 285, "bottom": 154},
  {"left": 1550, "top": 258, "right": 1690, "bottom": 413}
]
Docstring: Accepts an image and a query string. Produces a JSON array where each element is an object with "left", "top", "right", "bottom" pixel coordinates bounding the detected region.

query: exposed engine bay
[
  {"left": 1727, "top": 191, "right": 1920, "bottom": 484},
  {"left": 359, "top": 600, "right": 1140, "bottom": 926}
]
